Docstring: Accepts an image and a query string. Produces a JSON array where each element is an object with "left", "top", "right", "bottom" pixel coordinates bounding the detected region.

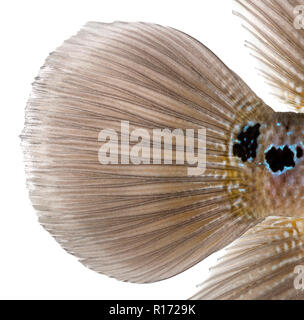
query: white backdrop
[{"left": 0, "top": 0, "right": 283, "bottom": 299}]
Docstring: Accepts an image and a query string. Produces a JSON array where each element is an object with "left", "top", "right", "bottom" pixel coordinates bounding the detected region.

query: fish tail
[{"left": 22, "top": 21, "right": 274, "bottom": 282}]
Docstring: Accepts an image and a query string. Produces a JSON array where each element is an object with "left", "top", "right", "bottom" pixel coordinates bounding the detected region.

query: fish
[{"left": 21, "top": 0, "right": 304, "bottom": 299}]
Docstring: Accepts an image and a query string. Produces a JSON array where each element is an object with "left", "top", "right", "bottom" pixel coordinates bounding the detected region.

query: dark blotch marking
[
  {"left": 265, "top": 146, "right": 295, "bottom": 173},
  {"left": 233, "top": 123, "right": 261, "bottom": 162},
  {"left": 297, "top": 146, "right": 303, "bottom": 159}
]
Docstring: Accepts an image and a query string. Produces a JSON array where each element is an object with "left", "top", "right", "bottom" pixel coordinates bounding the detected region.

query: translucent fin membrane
[
  {"left": 191, "top": 217, "right": 304, "bottom": 300},
  {"left": 22, "top": 22, "right": 272, "bottom": 283},
  {"left": 235, "top": 0, "right": 304, "bottom": 111}
]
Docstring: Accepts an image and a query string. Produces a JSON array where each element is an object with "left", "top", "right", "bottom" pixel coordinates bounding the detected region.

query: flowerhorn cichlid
[{"left": 21, "top": 0, "right": 304, "bottom": 299}]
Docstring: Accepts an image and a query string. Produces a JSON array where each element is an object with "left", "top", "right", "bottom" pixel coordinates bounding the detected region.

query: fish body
[{"left": 229, "top": 112, "right": 304, "bottom": 218}]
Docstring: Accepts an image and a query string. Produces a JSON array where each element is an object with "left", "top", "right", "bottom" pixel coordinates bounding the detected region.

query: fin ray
[
  {"left": 235, "top": 0, "right": 304, "bottom": 111},
  {"left": 191, "top": 217, "right": 304, "bottom": 300},
  {"left": 23, "top": 21, "right": 272, "bottom": 283}
]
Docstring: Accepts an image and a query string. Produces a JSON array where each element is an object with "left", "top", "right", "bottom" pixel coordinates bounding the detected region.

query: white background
[{"left": 0, "top": 0, "right": 283, "bottom": 300}]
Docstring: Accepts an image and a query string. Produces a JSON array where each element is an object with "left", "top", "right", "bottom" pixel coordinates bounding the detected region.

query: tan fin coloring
[
  {"left": 191, "top": 217, "right": 304, "bottom": 300},
  {"left": 235, "top": 0, "right": 304, "bottom": 111},
  {"left": 21, "top": 21, "right": 273, "bottom": 283}
]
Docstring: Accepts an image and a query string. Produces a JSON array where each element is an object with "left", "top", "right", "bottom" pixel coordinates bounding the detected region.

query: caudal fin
[{"left": 22, "top": 21, "right": 273, "bottom": 283}]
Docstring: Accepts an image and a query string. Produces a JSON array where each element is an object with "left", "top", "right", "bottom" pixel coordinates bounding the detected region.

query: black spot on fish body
[
  {"left": 265, "top": 146, "right": 295, "bottom": 173},
  {"left": 233, "top": 123, "right": 261, "bottom": 162}
]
